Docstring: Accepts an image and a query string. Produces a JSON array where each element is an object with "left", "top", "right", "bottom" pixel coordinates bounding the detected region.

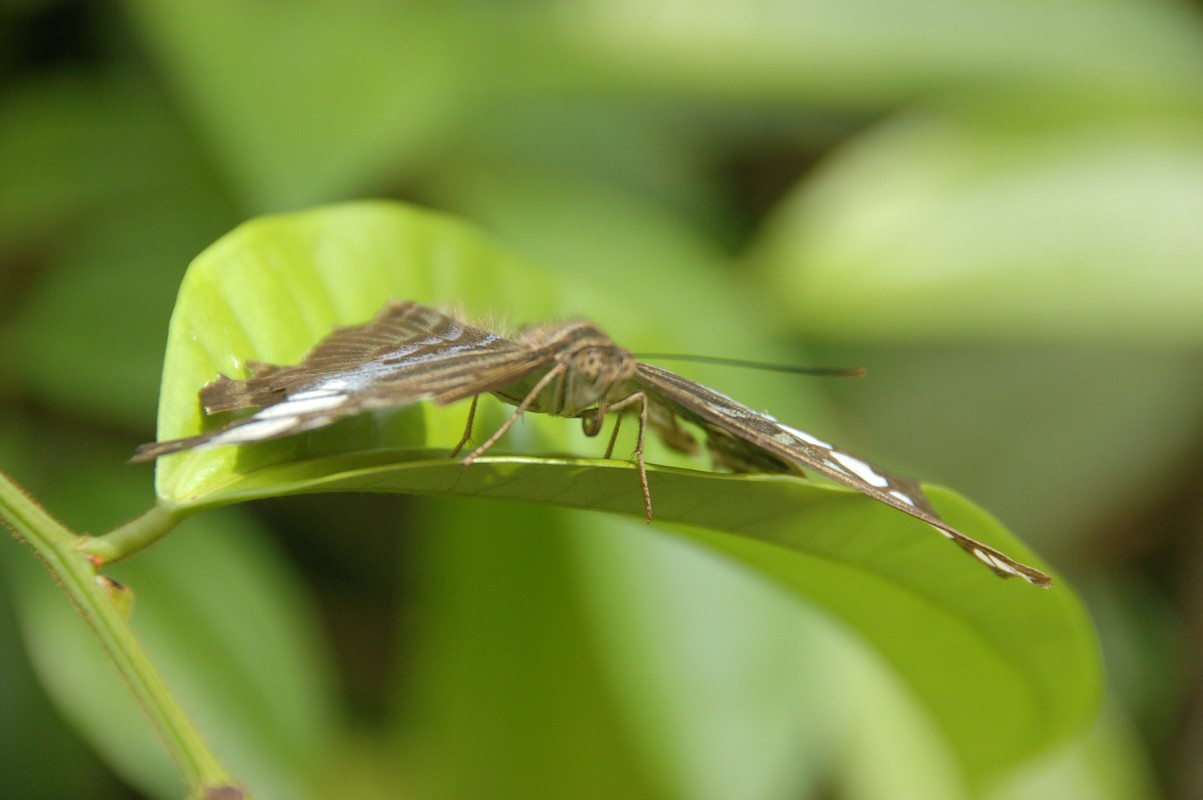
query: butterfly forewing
[
  {"left": 634, "top": 363, "right": 1052, "bottom": 587},
  {"left": 132, "top": 302, "right": 550, "bottom": 461}
]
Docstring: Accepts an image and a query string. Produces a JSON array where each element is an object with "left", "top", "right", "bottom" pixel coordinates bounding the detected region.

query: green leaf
[
  {"left": 753, "top": 111, "right": 1203, "bottom": 344},
  {"left": 397, "top": 501, "right": 665, "bottom": 800},
  {"left": 567, "top": 514, "right": 840, "bottom": 800},
  {"left": 123, "top": 0, "right": 470, "bottom": 209},
  {"left": 539, "top": 0, "right": 1203, "bottom": 104},
  {"left": 0, "top": 73, "right": 200, "bottom": 245},
  {"left": 6, "top": 190, "right": 234, "bottom": 431},
  {"left": 146, "top": 201, "right": 1099, "bottom": 786}
]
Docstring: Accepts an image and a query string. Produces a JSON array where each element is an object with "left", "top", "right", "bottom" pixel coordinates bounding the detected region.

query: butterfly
[{"left": 133, "top": 300, "right": 1052, "bottom": 587}]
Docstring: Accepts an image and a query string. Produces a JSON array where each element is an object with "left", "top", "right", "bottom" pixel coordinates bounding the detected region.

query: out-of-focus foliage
[{"left": 1, "top": 0, "right": 1200, "bottom": 798}]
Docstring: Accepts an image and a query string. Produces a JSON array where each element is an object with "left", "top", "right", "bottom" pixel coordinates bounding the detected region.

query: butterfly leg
[
  {"left": 594, "top": 391, "right": 651, "bottom": 522},
  {"left": 449, "top": 395, "right": 480, "bottom": 457},
  {"left": 603, "top": 412, "right": 622, "bottom": 459},
  {"left": 462, "top": 363, "right": 567, "bottom": 466}
]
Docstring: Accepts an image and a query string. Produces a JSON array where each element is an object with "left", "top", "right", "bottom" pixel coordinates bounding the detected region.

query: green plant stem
[
  {"left": 0, "top": 469, "right": 245, "bottom": 797},
  {"left": 81, "top": 503, "right": 186, "bottom": 565}
]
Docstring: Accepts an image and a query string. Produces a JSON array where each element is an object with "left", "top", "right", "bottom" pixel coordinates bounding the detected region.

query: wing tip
[
  {"left": 129, "top": 438, "right": 189, "bottom": 463},
  {"left": 966, "top": 543, "right": 1054, "bottom": 588}
]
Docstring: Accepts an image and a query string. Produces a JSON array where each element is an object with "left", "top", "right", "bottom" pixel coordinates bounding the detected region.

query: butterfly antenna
[{"left": 635, "top": 354, "right": 866, "bottom": 378}]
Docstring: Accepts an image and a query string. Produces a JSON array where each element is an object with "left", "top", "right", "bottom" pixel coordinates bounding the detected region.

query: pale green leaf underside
[{"left": 147, "top": 201, "right": 1099, "bottom": 786}]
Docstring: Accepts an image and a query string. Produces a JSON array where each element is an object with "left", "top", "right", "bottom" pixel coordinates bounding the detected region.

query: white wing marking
[{"left": 830, "top": 450, "right": 891, "bottom": 488}]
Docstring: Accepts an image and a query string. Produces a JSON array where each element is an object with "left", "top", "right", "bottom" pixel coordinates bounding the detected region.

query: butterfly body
[
  {"left": 498, "top": 320, "right": 639, "bottom": 420},
  {"left": 134, "top": 300, "right": 1052, "bottom": 587}
]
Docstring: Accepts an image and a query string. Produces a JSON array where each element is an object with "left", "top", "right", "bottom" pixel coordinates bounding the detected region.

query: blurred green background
[{"left": 2, "top": 1, "right": 1202, "bottom": 798}]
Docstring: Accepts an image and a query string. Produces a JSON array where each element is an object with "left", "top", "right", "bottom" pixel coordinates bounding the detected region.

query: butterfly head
[{"left": 560, "top": 340, "right": 637, "bottom": 415}]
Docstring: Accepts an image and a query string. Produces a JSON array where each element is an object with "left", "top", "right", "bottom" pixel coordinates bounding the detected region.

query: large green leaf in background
[
  {"left": 118, "top": 0, "right": 1203, "bottom": 217},
  {"left": 144, "top": 201, "right": 1099, "bottom": 787},
  {"left": 123, "top": 0, "right": 470, "bottom": 210},
  {"left": 0, "top": 70, "right": 236, "bottom": 430},
  {"left": 548, "top": 0, "right": 1203, "bottom": 102},
  {"left": 754, "top": 109, "right": 1203, "bottom": 344}
]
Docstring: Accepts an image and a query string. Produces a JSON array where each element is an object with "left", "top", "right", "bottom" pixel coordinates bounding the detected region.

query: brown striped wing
[
  {"left": 635, "top": 363, "right": 1052, "bottom": 587},
  {"left": 132, "top": 301, "right": 549, "bottom": 461}
]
